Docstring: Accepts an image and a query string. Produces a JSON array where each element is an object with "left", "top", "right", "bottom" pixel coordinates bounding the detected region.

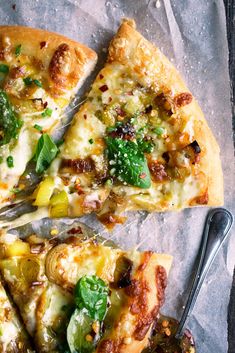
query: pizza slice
[
  {"left": 0, "top": 225, "right": 172, "bottom": 353},
  {"left": 0, "top": 279, "right": 34, "bottom": 352},
  {"left": 0, "top": 26, "right": 97, "bottom": 207},
  {"left": 29, "top": 19, "right": 223, "bottom": 227}
]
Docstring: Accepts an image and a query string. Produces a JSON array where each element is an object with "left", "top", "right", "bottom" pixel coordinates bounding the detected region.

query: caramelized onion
[
  {"left": 45, "top": 244, "right": 67, "bottom": 285},
  {"left": 20, "top": 256, "right": 41, "bottom": 283}
]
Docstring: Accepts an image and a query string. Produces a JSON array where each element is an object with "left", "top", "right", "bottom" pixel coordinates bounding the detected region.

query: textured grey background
[{"left": 0, "top": 1, "right": 234, "bottom": 353}]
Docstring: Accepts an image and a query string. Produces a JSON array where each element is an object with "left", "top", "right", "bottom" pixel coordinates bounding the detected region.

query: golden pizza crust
[
  {"left": 107, "top": 19, "right": 223, "bottom": 207},
  {"left": 0, "top": 25, "right": 97, "bottom": 95},
  {"left": 96, "top": 252, "right": 172, "bottom": 353}
]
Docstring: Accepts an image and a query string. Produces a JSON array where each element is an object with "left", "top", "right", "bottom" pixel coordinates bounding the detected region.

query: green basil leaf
[
  {"left": 34, "top": 133, "right": 58, "bottom": 174},
  {"left": 67, "top": 309, "right": 99, "bottom": 353},
  {"left": 23, "top": 77, "right": 33, "bottom": 86},
  {"left": 75, "top": 275, "right": 109, "bottom": 321},
  {"left": 105, "top": 137, "right": 151, "bottom": 189},
  {"left": 33, "top": 79, "right": 42, "bottom": 87},
  {"left": 0, "top": 64, "right": 9, "bottom": 73},
  {"left": 137, "top": 138, "right": 154, "bottom": 153},
  {"left": 0, "top": 90, "right": 23, "bottom": 147}
]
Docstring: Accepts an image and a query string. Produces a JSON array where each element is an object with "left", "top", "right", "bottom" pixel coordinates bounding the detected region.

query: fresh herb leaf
[
  {"left": 41, "top": 108, "right": 53, "bottom": 117},
  {"left": 6, "top": 155, "right": 14, "bottom": 168},
  {"left": 33, "top": 133, "right": 58, "bottom": 174},
  {"left": 137, "top": 138, "right": 154, "bottom": 153},
  {"left": 23, "top": 77, "right": 43, "bottom": 88},
  {"left": 153, "top": 126, "right": 165, "bottom": 136},
  {"left": 105, "top": 137, "right": 151, "bottom": 189},
  {"left": 15, "top": 44, "right": 22, "bottom": 57},
  {"left": 33, "top": 79, "right": 43, "bottom": 87},
  {"left": 67, "top": 309, "right": 98, "bottom": 353},
  {"left": 88, "top": 138, "right": 94, "bottom": 144},
  {"left": 34, "top": 124, "right": 43, "bottom": 131},
  {"left": 23, "top": 77, "right": 33, "bottom": 86},
  {"left": 75, "top": 275, "right": 109, "bottom": 321},
  {"left": 0, "top": 64, "right": 9, "bottom": 73},
  {"left": 56, "top": 138, "right": 64, "bottom": 147},
  {"left": 0, "top": 90, "right": 23, "bottom": 146}
]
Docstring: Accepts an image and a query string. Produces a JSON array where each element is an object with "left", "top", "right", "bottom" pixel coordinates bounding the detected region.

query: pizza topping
[
  {"left": 112, "top": 255, "right": 133, "bottom": 288},
  {"left": 188, "top": 140, "right": 201, "bottom": 154},
  {"left": 148, "top": 161, "right": 169, "bottom": 182},
  {"left": 41, "top": 107, "right": 53, "bottom": 117},
  {"left": 62, "top": 157, "right": 95, "bottom": 173},
  {"left": 15, "top": 44, "right": 21, "bottom": 57},
  {"left": 107, "top": 121, "right": 135, "bottom": 140},
  {"left": 6, "top": 155, "right": 14, "bottom": 168},
  {"left": 0, "top": 90, "right": 23, "bottom": 146},
  {"left": 23, "top": 76, "right": 43, "bottom": 88},
  {"left": 75, "top": 275, "right": 109, "bottom": 321},
  {"left": 9, "top": 66, "right": 25, "bottom": 79},
  {"left": 67, "top": 276, "right": 109, "bottom": 352},
  {"left": 99, "top": 84, "right": 109, "bottom": 92},
  {"left": 0, "top": 63, "right": 9, "bottom": 73},
  {"left": 155, "top": 93, "right": 172, "bottom": 115},
  {"left": 33, "top": 133, "right": 58, "bottom": 174},
  {"left": 174, "top": 92, "right": 193, "bottom": 107},
  {"left": 105, "top": 137, "right": 151, "bottom": 188}
]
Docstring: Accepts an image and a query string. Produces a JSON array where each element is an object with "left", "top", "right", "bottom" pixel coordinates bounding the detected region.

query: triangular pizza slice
[
  {"left": 0, "top": 225, "right": 172, "bottom": 353},
  {"left": 0, "top": 279, "right": 34, "bottom": 352},
  {"left": 0, "top": 26, "right": 97, "bottom": 207},
  {"left": 30, "top": 19, "right": 223, "bottom": 227}
]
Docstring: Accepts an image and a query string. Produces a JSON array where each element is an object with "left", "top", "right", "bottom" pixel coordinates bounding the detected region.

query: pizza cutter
[{"left": 145, "top": 208, "right": 234, "bottom": 353}]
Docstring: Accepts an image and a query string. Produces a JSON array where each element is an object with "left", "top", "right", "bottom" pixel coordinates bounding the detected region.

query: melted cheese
[{"left": 47, "top": 62, "right": 202, "bottom": 216}]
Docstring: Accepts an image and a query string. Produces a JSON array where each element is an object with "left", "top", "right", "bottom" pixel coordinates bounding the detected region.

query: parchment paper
[{"left": 0, "top": 1, "right": 234, "bottom": 352}]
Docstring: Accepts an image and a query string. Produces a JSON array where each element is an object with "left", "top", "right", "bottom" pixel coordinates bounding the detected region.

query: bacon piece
[
  {"left": 148, "top": 161, "right": 169, "bottom": 182},
  {"left": 9, "top": 66, "right": 25, "bottom": 79},
  {"left": 61, "top": 157, "right": 94, "bottom": 173},
  {"left": 155, "top": 93, "right": 172, "bottom": 115},
  {"left": 174, "top": 92, "right": 193, "bottom": 107},
  {"left": 108, "top": 121, "right": 135, "bottom": 140},
  {"left": 99, "top": 84, "right": 108, "bottom": 92}
]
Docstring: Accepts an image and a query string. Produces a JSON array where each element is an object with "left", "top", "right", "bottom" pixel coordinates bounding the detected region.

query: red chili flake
[
  {"left": 40, "top": 41, "right": 47, "bottom": 49},
  {"left": 139, "top": 173, "right": 146, "bottom": 179},
  {"left": 83, "top": 114, "right": 87, "bottom": 120},
  {"left": 99, "top": 84, "right": 108, "bottom": 92},
  {"left": 108, "top": 97, "right": 112, "bottom": 103},
  {"left": 99, "top": 74, "right": 104, "bottom": 79},
  {"left": 12, "top": 4, "right": 16, "bottom": 10},
  {"left": 68, "top": 227, "right": 83, "bottom": 235},
  {"left": 43, "top": 101, "right": 48, "bottom": 109}
]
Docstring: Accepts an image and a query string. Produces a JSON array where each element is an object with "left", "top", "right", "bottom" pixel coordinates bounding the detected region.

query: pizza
[
  {"left": 0, "top": 279, "right": 34, "bottom": 352},
  {"left": 26, "top": 19, "right": 223, "bottom": 228},
  {"left": 0, "top": 223, "right": 172, "bottom": 353},
  {"left": 0, "top": 26, "right": 97, "bottom": 207}
]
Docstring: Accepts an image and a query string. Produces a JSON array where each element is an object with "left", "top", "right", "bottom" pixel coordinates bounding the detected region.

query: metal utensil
[{"left": 147, "top": 208, "right": 234, "bottom": 353}]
